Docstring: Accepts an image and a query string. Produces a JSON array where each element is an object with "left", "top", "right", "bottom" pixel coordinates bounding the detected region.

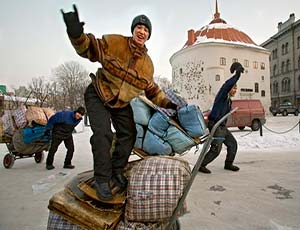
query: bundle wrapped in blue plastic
[
  {"left": 130, "top": 97, "right": 153, "bottom": 126},
  {"left": 143, "top": 130, "right": 172, "bottom": 155},
  {"left": 148, "top": 112, "right": 170, "bottom": 137},
  {"left": 23, "top": 125, "right": 50, "bottom": 144},
  {"left": 134, "top": 124, "right": 145, "bottom": 149},
  {"left": 177, "top": 105, "right": 207, "bottom": 138}
]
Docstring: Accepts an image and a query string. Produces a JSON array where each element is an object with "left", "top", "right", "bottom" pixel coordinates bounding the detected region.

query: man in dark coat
[
  {"left": 45, "top": 106, "right": 85, "bottom": 170},
  {"left": 199, "top": 62, "right": 244, "bottom": 174}
]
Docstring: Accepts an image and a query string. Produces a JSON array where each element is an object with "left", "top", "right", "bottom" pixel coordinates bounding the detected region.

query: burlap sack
[{"left": 26, "top": 106, "right": 47, "bottom": 126}]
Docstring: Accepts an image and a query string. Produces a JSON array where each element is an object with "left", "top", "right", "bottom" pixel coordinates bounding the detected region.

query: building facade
[
  {"left": 261, "top": 13, "right": 300, "bottom": 108},
  {"left": 169, "top": 2, "right": 271, "bottom": 112}
]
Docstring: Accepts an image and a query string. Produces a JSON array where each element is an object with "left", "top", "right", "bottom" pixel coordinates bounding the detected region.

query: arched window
[
  {"left": 286, "top": 59, "right": 290, "bottom": 72},
  {"left": 273, "top": 64, "right": 277, "bottom": 76},
  {"left": 282, "top": 44, "right": 285, "bottom": 55},
  {"left": 285, "top": 42, "right": 289, "bottom": 54},
  {"left": 281, "top": 61, "right": 285, "bottom": 73},
  {"left": 215, "top": 74, "right": 220, "bottom": 81},
  {"left": 254, "top": 83, "right": 259, "bottom": 93},
  {"left": 261, "top": 90, "right": 265, "bottom": 97}
]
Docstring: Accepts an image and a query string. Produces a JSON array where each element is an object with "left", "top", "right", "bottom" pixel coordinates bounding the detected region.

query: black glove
[
  {"left": 230, "top": 62, "right": 244, "bottom": 74},
  {"left": 166, "top": 101, "right": 178, "bottom": 110},
  {"left": 61, "top": 4, "right": 84, "bottom": 38}
]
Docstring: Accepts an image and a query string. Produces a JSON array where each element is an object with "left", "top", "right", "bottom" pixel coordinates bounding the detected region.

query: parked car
[
  {"left": 269, "top": 102, "right": 299, "bottom": 116},
  {"left": 203, "top": 99, "right": 266, "bottom": 131}
]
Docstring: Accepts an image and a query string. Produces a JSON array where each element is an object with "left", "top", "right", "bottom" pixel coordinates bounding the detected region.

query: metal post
[{"left": 260, "top": 121, "right": 263, "bottom": 136}]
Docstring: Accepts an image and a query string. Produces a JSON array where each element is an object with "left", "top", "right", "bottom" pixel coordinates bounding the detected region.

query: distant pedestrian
[
  {"left": 199, "top": 62, "right": 244, "bottom": 174},
  {"left": 45, "top": 106, "right": 85, "bottom": 170}
]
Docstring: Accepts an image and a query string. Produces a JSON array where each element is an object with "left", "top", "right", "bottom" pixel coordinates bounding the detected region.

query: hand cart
[{"left": 1, "top": 134, "right": 49, "bottom": 169}]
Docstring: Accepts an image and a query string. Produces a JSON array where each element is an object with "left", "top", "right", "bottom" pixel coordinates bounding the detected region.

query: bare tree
[
  {"left": 28, "top": 76, "right": 51, "bottom": 106},
  {"left": 52, "top": 61, "right": 90, "bottom": 110}
]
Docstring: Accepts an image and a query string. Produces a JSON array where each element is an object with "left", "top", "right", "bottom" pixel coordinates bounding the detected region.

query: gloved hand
[
  {"left": 230, "top": 62, "right": 244, "bottom": 74},
  {"left": 61, "top": 4, "right": 84, "bottom": 38},
  {"left": 166, "top": 101, "right": 178, "bottom": 111}
]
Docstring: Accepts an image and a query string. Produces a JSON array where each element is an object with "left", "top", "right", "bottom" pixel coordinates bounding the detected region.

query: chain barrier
[{"left": 258, "top": 119, "right": 300, "bottom": 136}]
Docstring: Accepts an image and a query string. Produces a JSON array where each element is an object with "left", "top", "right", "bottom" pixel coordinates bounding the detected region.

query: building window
[
  {"left": 220, "top": 57, "right": 226, "bottom": 65},
  {"left": 285, "top": 42, "right": 289, "bottom": 54},
  {"left": 298, "top": 36, "right": 300, "bottom": 49},
  {"left": 232, "top": 58, "right": 238, "bottom": 63},
  {"left": 215, "top": 74, "right": 220, "bottom": 81},
  {"left": 282, "top": 78, "right": 291, "bottom": 92},
  {"left": 298, "top": 75, "right": 300, "bottom": 90},
  {"left": 286, "top": 59, "right": 290, "bottom": 72},
  {"left": 253, "top": 61, "right": 258, "bottom": 69},
  {"left": 261, "top": 90, "right": 265, "bottom": 97},
  {"left": 298, "top": 56, "right": 300, "bottom": 69},
  {"left": 244, "top": 59, "right": 249, "bottom": 67},
  {"left": 179, "top": 68, "right": 183, "bottom": 74},
  {"left": 260, "top": 62, "right": 265, "bottom": 70},
  {"left": 281, "top": 44, "right": 284, "bottom": 55},
  {"left": 240, "top": 88, "right": 253, "bottom": 92},
  {"left": 273, "top": 64, "right": 277, "bottom": 76},
  {"left": 274, "top": 48, "right": 278, "bottom": 59},
  {"left": 261, "top": 76, "right": 264, "bottom": 81},
  {"left": 254, "top": 83, "right": 259, "bottom": 93},
  {"left": 273, "top": 81, "right": 279, "bottom": 94},
  {"left": 281, "top": 61, "right": 285, "bottom": 73}
]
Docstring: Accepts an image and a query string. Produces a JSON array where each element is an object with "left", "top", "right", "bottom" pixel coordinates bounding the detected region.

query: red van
[{"left": 203, "top": 99, "right": 266, "bottom": 131}]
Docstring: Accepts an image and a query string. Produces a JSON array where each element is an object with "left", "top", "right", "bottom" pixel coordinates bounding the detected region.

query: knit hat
[
  {"left": 75, "top": 106, "right": 85, "bottom": 116},
  {"left": 131, "top": 14, "right": 152, "bottom": 39}
]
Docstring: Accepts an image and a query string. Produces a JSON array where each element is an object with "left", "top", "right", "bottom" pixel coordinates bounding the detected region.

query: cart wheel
[
  {"left": 34, "top": 151, "right": 44, "bottom": 163},
  {"left": 3, "top": 153, "right": 15, "bottom": 169}
]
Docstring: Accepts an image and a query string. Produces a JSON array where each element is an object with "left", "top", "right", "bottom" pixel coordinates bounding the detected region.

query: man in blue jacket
[
  {"left": 199, "top": 62, "right": 244, "bottom": 174},
  {"left": 45, "top": 106, "right": 85, "bottom": 170}
]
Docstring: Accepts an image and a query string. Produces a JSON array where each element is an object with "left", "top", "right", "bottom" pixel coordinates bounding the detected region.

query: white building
[{"left": 170, "top": 1, "right": 271, "bottom": 112}]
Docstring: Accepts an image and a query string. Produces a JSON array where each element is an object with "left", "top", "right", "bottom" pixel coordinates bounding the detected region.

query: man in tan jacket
[{"left": 61, "top": 5, "right": 177, "bottom": 200}]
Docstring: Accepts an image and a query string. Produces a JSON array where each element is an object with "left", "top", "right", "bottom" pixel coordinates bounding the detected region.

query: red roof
[{"left": 184, "top": 1, "right": 257, "bottom": 47}]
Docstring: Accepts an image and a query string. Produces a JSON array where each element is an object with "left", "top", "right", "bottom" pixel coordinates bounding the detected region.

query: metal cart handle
[{"left": 168, "top": 107, "right": 238, "bottom": 229}]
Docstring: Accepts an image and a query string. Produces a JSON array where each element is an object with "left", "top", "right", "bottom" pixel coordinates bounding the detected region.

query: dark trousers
[
  {"left": 201, "top": 123, "right": 237, "bottom": 167},
  {"left": 46, "top": 135, "right": 74, "bottom": 166},
  {"left": 84, "top": 84, "right": 137, "bottom": 183}
]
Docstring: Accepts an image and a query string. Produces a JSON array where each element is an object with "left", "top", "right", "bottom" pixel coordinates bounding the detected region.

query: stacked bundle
[{"left": 130, "top": 89, "right": 208, "bottom": 156}]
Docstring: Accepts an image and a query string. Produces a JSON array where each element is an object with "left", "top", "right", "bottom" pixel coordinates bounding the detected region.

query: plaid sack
[
  {"left": 116, "top": 219, "right": 163, "bottom": 230},
  {"left": 13, "top": 105, "right": 27, "bottom": 128},
  {"left": 1, "top": 110, "right": 17, "bottom": 136},
  {"left": 125, "top": 156, "right": 191, "bottom": 222},
  {"left": 47, "top": 211, "right": 85, "bottom": 230}
]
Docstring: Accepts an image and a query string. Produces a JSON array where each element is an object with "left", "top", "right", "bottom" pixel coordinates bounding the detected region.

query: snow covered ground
[{"left": 0, "top": 115, "right": 299, "bottom": 230}]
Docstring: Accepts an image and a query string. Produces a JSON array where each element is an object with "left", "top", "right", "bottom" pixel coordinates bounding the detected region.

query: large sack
[
  {"left": 148, "top": 112, "right": 195, "bottom": 154},
  {"left": 178, "top": 105, "right": 207, "bottom": 138},
  {"left": 130, "top": 97, "right": 153, "bottom": 126},
  {"left": 116, "top": 219, "right": 163, "bottom": 230},
  {"left": 142, "top": 130, "right": 172, "bottom": 156},
  {"left": 43, "top": 107, "right": 56, "bottom": 121},
  {"left": 134, "top": 124, "right": 144, "bottom": 149},
  {"left": 12, "top": 129, "right": 49, "bottom": 154},
  {"left": 13, "top": 105, "right": 28, "bottom": 128},
  {"left": 125, "top": 156, "right": 191, "bottom": 222},
  {"left": 26, "top": 106, "right": 47, "bottom": 126},
  {"left": 22, "top": 125, "right": 49, "bottom": 144},
  {"left": 1, "top": 110, "right": 16, "bottom": 136},
  {"left": 47, "top": 211, "right": 84, "bottom": 230}
]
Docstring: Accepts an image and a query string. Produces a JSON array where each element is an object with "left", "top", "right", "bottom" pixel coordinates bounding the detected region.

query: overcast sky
[{"left": 1, "top": 0, "right": 300, "bottom": 90}]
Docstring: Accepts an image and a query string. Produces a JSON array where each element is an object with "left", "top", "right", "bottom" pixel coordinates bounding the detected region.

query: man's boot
[
  {"left": 199, "top": 166, "right": 211, "bottom": 174},
  {"left": 112, "top": 173, "right": 128, "bottom": 189},
  {"left": 94, "top": 179, "right": 113, "bottom": 201},
  {"left": 224, "top": 162, "right": 240, "bottom": 171}
]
